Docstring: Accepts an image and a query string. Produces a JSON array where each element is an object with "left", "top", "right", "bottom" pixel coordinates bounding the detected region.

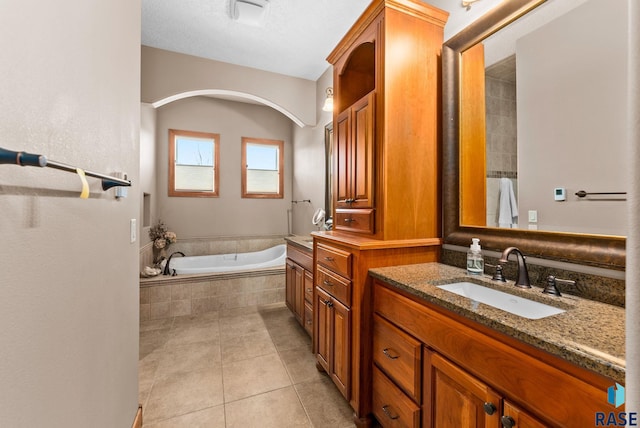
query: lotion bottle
[{"left": 467, "top": 238, "right": 484, "bottom": 275}]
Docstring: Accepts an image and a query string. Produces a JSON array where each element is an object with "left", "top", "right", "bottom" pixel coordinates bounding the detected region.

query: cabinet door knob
[
  {"left": 501, "top": 416, "right": 516, "bottom": 428},
  {"left": 382, "top": 348, "right": 399, "bottom": 360},
  {"left": 483, "top": 402, "right": 496, "bottom": 415},
  {"left": 382, "top": 405, "right": 399, "bottom": 420}
]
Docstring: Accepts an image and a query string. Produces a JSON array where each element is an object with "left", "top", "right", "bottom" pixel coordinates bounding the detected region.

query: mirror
[
  {"left": 324, "top": 122, "right": 334, "bottom": 226},
  {"left": 443, "top": 0, "right": 625, "bottom": 269}
]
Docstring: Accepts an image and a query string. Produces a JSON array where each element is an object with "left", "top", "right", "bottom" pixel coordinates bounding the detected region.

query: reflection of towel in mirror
[{"left": 498, "top": 177, "right": 518, "bottom": 228}]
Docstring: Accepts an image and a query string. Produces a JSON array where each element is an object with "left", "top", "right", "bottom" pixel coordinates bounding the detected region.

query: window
[
  {"left": 169, "top": 129, "right": 220, "bottom": 197},
  {"left": 241, "top": 137, "right": 284, "bottom": 199}
]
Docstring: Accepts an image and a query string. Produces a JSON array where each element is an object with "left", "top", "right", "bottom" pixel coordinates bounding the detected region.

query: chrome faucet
[
  {"left": 164, "top": 251, "right": 185, "bottom": 276},
  {"left": 499, "top": 247, "right": 531, "bottom": 288}
]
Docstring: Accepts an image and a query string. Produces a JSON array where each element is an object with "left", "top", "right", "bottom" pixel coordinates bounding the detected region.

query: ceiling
[{"left": 141, "top": 0, "right": 504, "bottom": 82}]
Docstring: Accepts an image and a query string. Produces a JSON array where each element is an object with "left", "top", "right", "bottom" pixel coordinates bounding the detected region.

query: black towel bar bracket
[
  {"left": 0, "top": 147, "right": 131, "bottom": 191},
  {"left": 575, "top": 190, "right": 626, "bottom": 198}
]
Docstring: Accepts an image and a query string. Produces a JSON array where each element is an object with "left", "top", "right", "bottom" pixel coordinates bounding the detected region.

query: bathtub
[{"left": 169, "top": 244, "right": 287, "bottom": 275}]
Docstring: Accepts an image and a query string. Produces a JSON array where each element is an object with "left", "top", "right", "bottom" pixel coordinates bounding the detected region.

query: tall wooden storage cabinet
[{"left": 313, "top": 1, "right": 448, "bottom": 426}]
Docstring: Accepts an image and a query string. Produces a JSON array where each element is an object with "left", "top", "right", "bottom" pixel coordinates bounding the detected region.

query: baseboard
[{"left": 132, "top": 406, "right": 142, "bottom": 428}]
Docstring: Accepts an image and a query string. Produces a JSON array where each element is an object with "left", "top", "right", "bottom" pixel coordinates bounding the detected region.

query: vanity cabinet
[
  {"left": 285, "top": 242, "right": 313, "bottom": 336},
  {"left": 372, "top": 279, "right": 621, "bottom": 427},
  {"left": 312, "top": 234, "right": 441, "bottom": 426}
]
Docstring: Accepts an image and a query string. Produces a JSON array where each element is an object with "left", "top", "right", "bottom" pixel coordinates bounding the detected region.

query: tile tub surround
[
  {"left": 140, "top": 235, "right": 286, "bottom": 273},
  {"left": 140, "top": 270, "right": 285, "bottom": 321},
  {"left": 441, "top": 247, "right": 625, "bottom": 307},
  {"left": 368, "top": 262, "right": 625, "bottom": 384}
]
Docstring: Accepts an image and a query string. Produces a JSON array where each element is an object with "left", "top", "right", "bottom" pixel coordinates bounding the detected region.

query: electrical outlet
[{"left": 528, "top": 210, "right": 538, "bottom": 223}]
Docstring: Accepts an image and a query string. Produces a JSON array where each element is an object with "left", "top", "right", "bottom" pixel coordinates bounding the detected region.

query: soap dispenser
[{"left": 467, "top": 238, "right": 484, "bottom": 275}]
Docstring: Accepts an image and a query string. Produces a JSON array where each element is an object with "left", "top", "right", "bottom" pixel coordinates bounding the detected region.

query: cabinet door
[
  {"left": 293, "top": 263, "right": 305, "bottom": 322},
  {"left": 426, "top": 351, "right": 501, "bottom": 428},
  {"left": 285, "top": 259, "right": 296, "bottom": 313},
  {"left": 316, "top": 286, "right": 332, "bottom": 373},
  {"left": 350, "top": 91, "right": 374, "bottom": 209},
  {"left": 331, "top": 297, "right": 351, "bottom": 399},
  {"left": 334, "top": 92, "right": 374, "bottom": 210},
  {"left": 335, "top": 108, "right": 351, "bottom": 206},
  {"left": 501, "top": 402, "right": 547, "bottom": 428}
]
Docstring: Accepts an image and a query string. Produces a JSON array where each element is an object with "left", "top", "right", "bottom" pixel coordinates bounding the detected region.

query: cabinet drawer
[
  {"left": 304, "top": 271, "right": 314, "bottom": 304},
  {"left": 316, "top": 243, "right": 352, "bottom": 278},
  {"left": 316, "top": 265, "right": 351, "bottom": 307},
  {"left": 373, "top": 314, "right": 421, "bottom": 402},
  {"left": 304, "top": 301, "right": 313, "bottom": 336},
  {"left": 334, "top": 209, "right": 374, "bottom": 234},
  {"left": 372, "top": 365, "right": 420, "bottom": 428},
  {"left": 287, "top": 243, "right": 313, "bottom": 271}
]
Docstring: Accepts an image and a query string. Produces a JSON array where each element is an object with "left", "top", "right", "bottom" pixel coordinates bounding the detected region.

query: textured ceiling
[{"left": 141, "top": 0, "right": 506, "bottom": 81}]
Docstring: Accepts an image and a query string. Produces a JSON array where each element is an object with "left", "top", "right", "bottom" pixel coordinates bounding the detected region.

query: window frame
[
  {"left": 168, "top": 129, "right": 220, "bottom": 198},
  {"left": 241, "top": 137, "right": 284, "bottom": 199}
]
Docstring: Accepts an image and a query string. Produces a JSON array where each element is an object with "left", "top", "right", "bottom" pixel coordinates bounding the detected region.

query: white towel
[{"left": 498, "top": 177, "right": 518, "bottom": 228}]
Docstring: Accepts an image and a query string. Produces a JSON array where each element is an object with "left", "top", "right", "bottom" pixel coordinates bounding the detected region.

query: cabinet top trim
[{"left": 327, "top": 0, "right": 449, "bottom": 64}]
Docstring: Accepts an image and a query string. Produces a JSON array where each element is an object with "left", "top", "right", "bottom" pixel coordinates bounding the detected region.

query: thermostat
[{"left": 554, "top": 187, "right": 566, "bottom": 201}]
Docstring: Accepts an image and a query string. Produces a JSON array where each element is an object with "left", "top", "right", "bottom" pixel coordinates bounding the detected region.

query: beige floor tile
[
  {"left": 144, "top": 366, "right": 224, "bottom": 423},
  {"left": 295, "top": 377, "right": 354, "bottom": 428},
  {"left": 221, "top": 330, "right": 276, "bottom": 364},
  {"left": 218, "top": 313, "right": 267, "bottom": 340},
  {"left": 140, "top": 318, "right": 174, "bottom": 333},
  {"left": 165, "top": 320, "right": 220, "bottom": 347},
  {"left": 224, "top": 386, "right": 311, "bottom": 428},
  {"left": 222, "top": 353, "right": 291, "bottom": 403},
  {"left": 279, "top": 345, "right": 325, "bottom": 385},
  {"left": 172, "top": 311, "right": 220, "bottom": 328},
  {"left": 140, "top": 328, "right": 171, "bottom": 359},
  {"left": 143, "top": 405, "right": 225, "bottom": 428},
  {"left": 268, "top": 320, "right": 310, "bottom": 352},
  {"left": 156, "top": 339, "right": 221, "bottom": 377}
]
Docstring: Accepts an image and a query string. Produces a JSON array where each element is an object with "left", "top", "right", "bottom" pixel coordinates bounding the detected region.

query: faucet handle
[
  {"left": 486, "top": 263, "right": 506, "bottom": 282},
  {"left": 542, "top": 275, "right": 576, "bottom": 296}
]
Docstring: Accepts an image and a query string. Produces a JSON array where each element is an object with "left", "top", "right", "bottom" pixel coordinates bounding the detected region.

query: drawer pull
[
  {"left": 325, "top": 300, "right": 333, "bottom": 307},
  {"left": 306, "top": 288, "right": 313, "bottom": 293},
  {"left": 323, "top": 280, "right": 333, "bottom": 287},
  {"left": 344, "top": 218, "right": 355, "bottom": 223},
  {"left": 501, "top": 416, "right": 515, "bottom": 428},
  {"left": 483, "top": 402, "right": 496, "bottom": 415},
  {"left": 383, "top": 348, "right": 399, "bottom": 360},
  {"left": 382, "top": 405, "right": 399, "bottom": 420},
  {"left": 324, "top": 256, "right": 335, "bottom": 262}
]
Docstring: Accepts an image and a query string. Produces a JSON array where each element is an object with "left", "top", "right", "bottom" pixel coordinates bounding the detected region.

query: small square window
[
  {"left": 169, "top": 129, "right": 220, "bottom": 197},
  {"left": 241, "top": 137, "right": 284, "bottom": 199}
]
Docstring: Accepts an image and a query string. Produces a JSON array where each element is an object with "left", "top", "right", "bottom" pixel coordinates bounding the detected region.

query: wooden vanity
[{"left": 369, "top": 263, "right": 625, "bottom": 427}]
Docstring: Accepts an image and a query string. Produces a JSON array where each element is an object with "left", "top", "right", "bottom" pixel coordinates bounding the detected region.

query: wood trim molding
[{"left": 131, "top": 406, "right": 142, "bottom": 428}]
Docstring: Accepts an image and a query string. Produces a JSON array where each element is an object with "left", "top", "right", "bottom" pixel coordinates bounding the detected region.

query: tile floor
[{"left": 139, "top": 302, "right": 355, "bottom": 427}]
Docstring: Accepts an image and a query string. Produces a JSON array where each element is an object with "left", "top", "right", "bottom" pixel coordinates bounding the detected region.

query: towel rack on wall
[
  {"left": 0, "top": 147, "right": 131, "bottom": 190},
  {"left": 575, "top": 190, "right": 626, "bottom": 197}
]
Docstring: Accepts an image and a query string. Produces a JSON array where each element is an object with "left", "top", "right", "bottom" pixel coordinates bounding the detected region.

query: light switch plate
[
  {"left": 130, "top": 219, "right": 137, "bottom": 243},
  {"left": 528, "top": 210, "right": 538, "bottom": 223}
]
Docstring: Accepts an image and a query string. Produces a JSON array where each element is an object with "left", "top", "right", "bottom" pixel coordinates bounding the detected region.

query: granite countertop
[
  {"left": 369, "top": 263, "right": 625, "bottom": 384},
  {"left": 285, "top": 235, "right": 314, "bottom": 251}
]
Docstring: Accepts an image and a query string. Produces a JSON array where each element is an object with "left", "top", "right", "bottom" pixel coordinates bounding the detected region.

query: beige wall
[
  {"left": 141, "top": 46, "right": 317, "bottom": 126},
  {"left": 141, "top": 103, "right": 158, "bottom": 245},
  {"left": 517, "top": 0, "right": 627, "bottom": 235},
  {"left": 0, "top": 0, "right": 140, "bottom": 426},
  {"left": 155, "top": 96, "right": 293, "bottom": 239},
  {"left": 291, "top": 67, "right": 334, "bottom": 236}
]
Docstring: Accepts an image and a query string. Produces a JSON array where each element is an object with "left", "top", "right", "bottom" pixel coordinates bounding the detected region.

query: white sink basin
[{"left": 437, "top": 282, "right": 565, "bottom": 320}]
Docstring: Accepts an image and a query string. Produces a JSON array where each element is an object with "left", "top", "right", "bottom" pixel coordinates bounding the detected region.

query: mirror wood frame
[{"left": 442, "top": 0, "right": 625, "bottom": 270}]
